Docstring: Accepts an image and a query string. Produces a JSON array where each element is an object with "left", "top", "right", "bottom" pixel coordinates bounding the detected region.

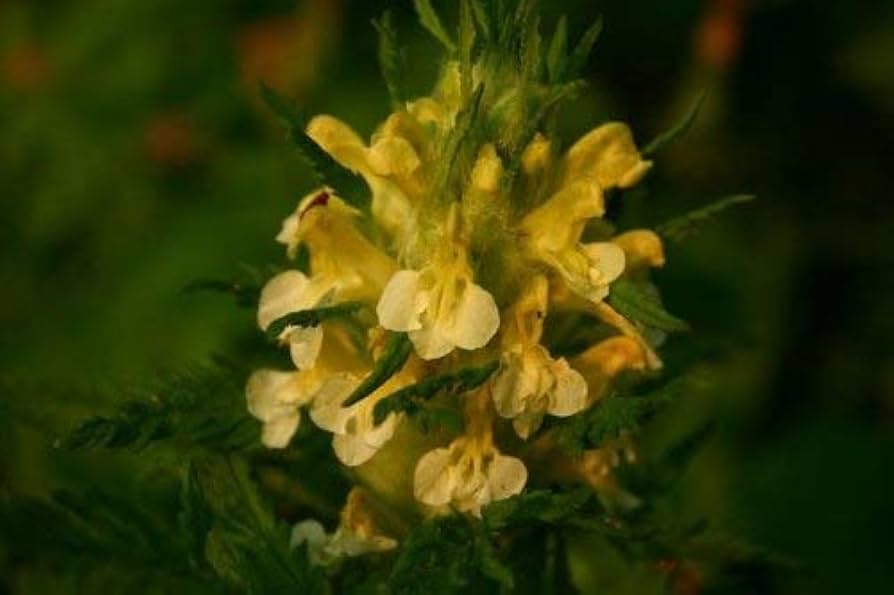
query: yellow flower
[
  {"left": 256, "top": 270, "right": 331, "bottom": 369},
  {"left": 559, "top": 122, "right": 652, "bottom": 190},
  {"left": 291, "top": 488, "right": 397, "bottom": 566},
  {"left": 520, "top": 177, "right": 626, "bottom": 303},
  {"left": 612, "top": 229, "right": 665, "bottom": 271},
  {"left": 245, "top": 366, "right": 345, "bottom": 448},
  {"left": 309, "top": 366, "right": 416, "bottom": 467},
  {"left": 571, "top": 336, "right": 649, "bottom": 400},
  {"left": 413, "top": 433, "right": 527, "bottom": 517},
  {"left": 492, "top": 276, "right": 588, "bottom": 439},
  {"left": 375, "top": 244, "right": 500, "bottom": 360},
  {"left": 276, "top": 189, "right": 397, "bottom": 303},
  {"left": 413, "top": 386, "right": 527, "bottom": 516},
  {"left": 306, "top": 111, "right": 431, "bottom": 245}
]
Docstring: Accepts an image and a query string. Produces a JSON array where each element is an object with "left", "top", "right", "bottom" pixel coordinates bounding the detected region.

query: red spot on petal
[{"left": 300, "top": 191, "right": 330, "bottom": 219}]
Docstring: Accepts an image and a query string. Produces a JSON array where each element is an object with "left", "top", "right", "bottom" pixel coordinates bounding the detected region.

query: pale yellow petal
[
  {"left": 306, "top": 115, "right": 369, "bottom": 172},
  {"left": 309, "top": 373, "right": 359, "bottom": 433},
  {"left": 487, "top": 454, "right": 528, "bottom": 500},
  {"left": 368, "top": 136, "right": 421, "bottom": 178},
  {"left": 246, "top": 369, "right": 295, "bottom": 421},
  {"left": 413, "top": 447, "right": 455, "bottom": 507},
  {"left": 444, "top": 282, "right": 500, "bottom": 351},
  {"left": 376, "top": 270, "right": 426, "bottom": 332},
  {"left": 367, "top": 176, "right": 414, "bottom": 240},
  {"left": 546, "top": 360, "right": 589, "bottom": 417},
  {"left": 470, "top": 144, "right": 503, "bottom": 192},
  {"left": 408, "top": 324, "right": 454, "bottom": 361},
  {"left": 492, "top": 358, "right": 526, "bottom": 418},
  {"left": 521, "top": 133, "right": 552, "bottom": 175},
  {"left": 581, "top": 242, "right": 627, "bottom": 286},
  {"left": 288, "top": 325, "right": 324, "bottom": 370},
  {"left": 261, "top": 413, "right": 300, "bottom": 448},
  {"left": 333, "top": 433, "right": 379, "bottom": 467},
  {"left": 562, "top": 122, "right": 652, "bottom": 189},
  {"left": 257, "top": 270, "right": 315, "bottom": 330},
  {"left": 613, "top": 230, "right": 665, "bottom": 269},
  {"left": 521, "top": 177, "right": 604, "bottom": 253}
]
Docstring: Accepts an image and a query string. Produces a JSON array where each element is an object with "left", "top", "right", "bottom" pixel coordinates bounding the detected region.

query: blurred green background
[{"left": 1, "top": 0, "right": 892, "bottom": 593}]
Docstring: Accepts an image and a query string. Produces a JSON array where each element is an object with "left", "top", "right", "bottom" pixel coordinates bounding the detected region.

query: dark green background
[{"left": 2, "top": 0, "right": 892, "bottom": 592}]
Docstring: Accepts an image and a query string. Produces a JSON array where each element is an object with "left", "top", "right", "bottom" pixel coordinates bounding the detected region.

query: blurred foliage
[{"left": 1, "top": 0, "right": 893, "bottom": 593}]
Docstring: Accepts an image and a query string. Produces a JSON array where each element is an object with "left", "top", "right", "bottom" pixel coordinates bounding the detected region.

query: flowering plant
[{"left": 21, "top": 2, "right": 773, "bottom": 593}]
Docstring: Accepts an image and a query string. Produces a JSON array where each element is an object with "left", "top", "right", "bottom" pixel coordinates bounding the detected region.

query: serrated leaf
[
  {"left": 547, "top": 16, "right": 568, "bottom": 83},
  {"left": 191, "top": 455, "right": 328, "bottom": 594},
  {"left": 373, "top": 360, "right": 499, "bottom": 424},
  {"left": 656, "top": 194, "right": 756, "bottom": 242},
  {"left": 608, "top": 278, "right": 690, "bottom": 332},
  {"left": 343, "top": 332, "right": 413, "bottom": 407},
  {"left": 57, "top": 367, "right": 256, "bottom": 453},
  {"left": 389, "top": 516, "right": 509, "bottom": 594},
  {"left": 483, "top": 488, "right": 593, "bottom": 531},
  {"left": 259, "top": 83, "right": 369, "bottom": 210},
  {"left": 372, "top": 11, "right": 405, "bottom": 108},
  {"left": 566, "top": 15, "right": 603, "bottom": 77},
  {"left": 558, "top": 375, "right": 692, "bottom": 451},
  {"left": 643, "top": 89, "right": 708, "bottom": 157},
  {"left": 413, "top": 0, "right": 456, "bottom": 52},
  {"left": 264, "top": 301, "right": 365, "bottom": 341}
]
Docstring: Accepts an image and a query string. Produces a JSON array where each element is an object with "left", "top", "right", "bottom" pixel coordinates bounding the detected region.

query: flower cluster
[{"left": 248, "top": 58, "right": 668, "bottom": 548}]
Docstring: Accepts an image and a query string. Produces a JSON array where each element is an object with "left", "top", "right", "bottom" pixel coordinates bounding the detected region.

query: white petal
[
  {"left": 362, "top": 413, "right": 398, "bottom": 448},
  {"left": 512, "top": 412, "right": 543, "bottom": 440},
  {"left": 376, "top": 270, "right": 426, "bottom": 332},
  {"left": 413, "top": 448, "right": 455, "bottom": 506},
  {"left": 408, "top": 325, "right": 454, "bottom": 360},
  {"left": 332, "top": 414, "right": 397, "bottom": 467},
  {"left": 290, "top": 519, "right": 329, "bottom": 565},
  {"left": 261, "top": 413, "right": 300, "bottom": 448},
  {"left": 257, "top": 270, "right": 315, "bottom": 330},
  {"left": 332, "top": 433, "right": 380, "bottom": 466},
  {"left": 487, "top": 454, "right": 528, "bottom": 501},
  {"left": 246, "top": 369, "right": 295, "bottom": 421},
  {"left": 309, "top": 373, "right": 358, "bottom": 433},
  {"left": 582, "top": 242, "right": 626, "bottom": 285},
  {"left": 290, "top": 519, "right": 329, "bottom": 550},
  {"left": 288, "top": 325, "right": 324, "bottom": 370},
  {"left": 492, "top": 359, "right": 526, "bottom": 418},
  {"left": 444, "top": 282, "right": 500, "bottom": 351},
  {"left": 546, "top": 360, "right": 589, "bottom": 417}
]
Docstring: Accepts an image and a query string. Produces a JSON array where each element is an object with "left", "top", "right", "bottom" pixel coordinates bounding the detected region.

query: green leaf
[
  {"left": 190, "top": 455, "right": 328, "bottom": 594},
  {"left": 372, "top": 11, "right": 405, "bottom": 108},
  {"left": 643, "top": 89, "right": 708, "bottom": 157},
  {"left": 458, "top": 0, "right": 477, "bottom": 99},
  {"left": 433, "top": 83, "right": 485, "bottom": 196},
  {"left": 469, "top": 0, "right": 491, "bottom": 40},
  {"left": 389, "top": 516, "right": 510, "bottom": 594},
  {"left": 483, "top": 488, "right": 593, "bottom": 531},
  {"left": 413, "top": 0, "right": 456, "bottom": 52},
  {"left": 607, "top": 278, "right": 690, "bottom": 332},
  {"left": 373, "top": 360, "right": 499, "bottom": 424},
  {"left": 259, "top": 83, "right": 369, "bottom": 210},
  {"left": 343, "top": 332, "right": 413, "bottom": 407},
  {"left": 566, "top": 15, "right": 603, "bottom": 77},
  {"left": 182, "top": 277, "right": 261, "bottom": 308},
  {"left": 656, "top": 194, "right": 756, "bottom": 242},
  {"left": 546, "top": 16, "right": 568, "bottom": 83},
  {"left": 558, "top": 375, "right": 693, "bottom": 452},
  {"left": 264, "top": 301, "right": 365, "bottom": 341},
  {"left": 57, "top": 367, "right": 256, "bottom": 453}
]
